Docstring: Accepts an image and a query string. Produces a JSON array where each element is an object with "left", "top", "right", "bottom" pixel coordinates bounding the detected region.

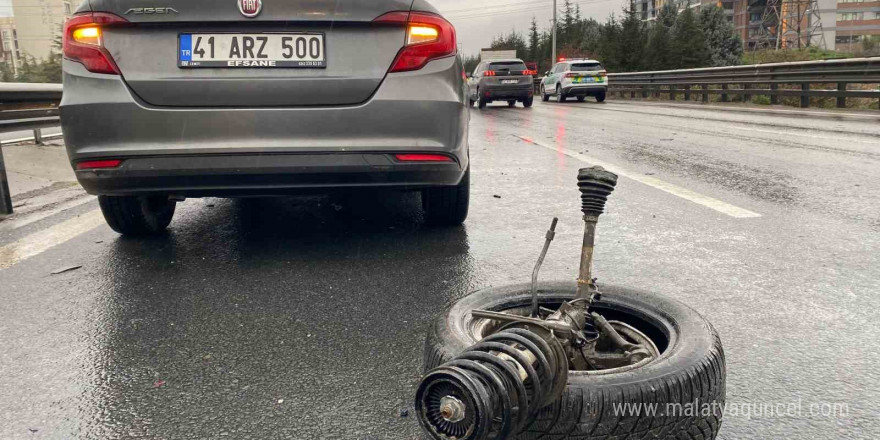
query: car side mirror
[{"left": 544, "top": 71, "right": 550, "bottom": 76}]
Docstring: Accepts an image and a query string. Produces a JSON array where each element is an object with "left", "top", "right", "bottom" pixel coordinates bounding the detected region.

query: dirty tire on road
[{"left": 423, "top": 281, "right": 726, "bottom": 440}]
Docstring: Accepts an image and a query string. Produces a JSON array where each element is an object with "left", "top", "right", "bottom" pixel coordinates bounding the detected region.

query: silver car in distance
[{"left": 60, "top": 0, "right": 470, "bottom": 235}]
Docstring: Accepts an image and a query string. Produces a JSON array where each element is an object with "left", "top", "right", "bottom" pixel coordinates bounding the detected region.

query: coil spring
[{"left": 415, "top": 328, "right": 568, "bottom": 440}]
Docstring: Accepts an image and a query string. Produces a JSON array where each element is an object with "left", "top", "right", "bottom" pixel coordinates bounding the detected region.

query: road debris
[{"left": 51, "top": 265, "right": 82, "bottom": 275}]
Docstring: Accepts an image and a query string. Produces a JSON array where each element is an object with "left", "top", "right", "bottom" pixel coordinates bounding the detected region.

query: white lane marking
[
  {"left": 0, "top": 195, "right": 96, "bottom": 232},
  {"left": 0, "top": 209, "right": 105, "bottom": 269},
  {"left": 516, "top": 135, "right": 762, "bottom": 219}
]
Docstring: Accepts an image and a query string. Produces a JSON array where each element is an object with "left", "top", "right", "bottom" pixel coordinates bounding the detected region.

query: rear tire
[
  {"left": 557, "top": 86, "right": 566, "bottom": 103},
  {"left": 596, "top": 92, "right": 607, "bottom": 103},
  {"left": 423, "top": 168, "right": 469, "bottom": 226},
  {"left": 577, "top": 96, "right": 585, "bottom": 102},
  {"left": 478, "top": 92, "right": 488, "bottom": 109},
  {"left": 507, "top": 100, "right": 516, "bottom": 107},
  {"left": 523, "top": 97, "right": 533, "bottom": 108},
  {"left": 541, "top": 85, "right": 550, "bottom": 102},
  {"left": 98, "top": 195, "right": 176, "bottom": 236}
]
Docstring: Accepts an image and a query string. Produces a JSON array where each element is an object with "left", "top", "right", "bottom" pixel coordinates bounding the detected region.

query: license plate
[
  {"left": 574, "top": 77, "right": 596, "bottom": 83},
  {"left": 502, "top": 79, "right": 518, "bottom": 84},
  {"left": 178, "top": 33, "right": 326, "bottom": 68}
]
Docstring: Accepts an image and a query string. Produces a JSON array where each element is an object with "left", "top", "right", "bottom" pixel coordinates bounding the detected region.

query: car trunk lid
[{"left": 91, "top": 0, "right": 413, "bottom": 107}]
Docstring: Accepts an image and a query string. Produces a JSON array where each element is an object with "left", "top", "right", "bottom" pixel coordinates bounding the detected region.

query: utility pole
[{"left": 552, "top": 0, "right": 557, "bottom": 64}]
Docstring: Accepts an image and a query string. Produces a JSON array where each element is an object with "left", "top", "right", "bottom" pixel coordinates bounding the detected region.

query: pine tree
[
  {"left": 617, "top": 7, "right": 647, "bottom": 71},
  {"left": 580, "top": 19, "right": 603, "bottom": 56},
  {"left": 646, "top": 1, "right": 678, "bottom": 70},
  {"left": 672, "top": 6, "right": 710, "bottom": 69},
  {"left": 597, "top": 15, "right": 621, "bottom": 70},
  {"left": 562, "top": 0, "right": 575, "bottom": 45},
  {"left": 700, "top": 6, "right": 742, "bottom": 67},
  {"left": 658, "top": 0, "right": 678, "bottom": 28},
  {"left": 646, "top": 21, "right": 674, "bottom": 70},
  {"left": 529, "top": 17, "right": 540, "bottom": 62},
  {"left": 490, "top": 30, "right": 529, "bottom": 58}
]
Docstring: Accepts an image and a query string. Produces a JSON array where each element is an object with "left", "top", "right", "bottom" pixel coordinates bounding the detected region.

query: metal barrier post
[
  {"left": 721, "top": 84, "right": 728, "bottom": 102},
  {"left": 33, "top": 128, "right": 43, "bottom": 145},
  {"left": 684, "top": 85, "right": 691, "bottom": 101},
  {"left": 0, "top": 144, "right": 12, "bottom": 215},
  {"left": 702, "top": 84, "right": 709, "bottom": 103},
  {"left": 743, "top": 83, "right": 751, "bottom": 103},
  {"left": 800, "top": 83, "right": 810, "bottom": 108},
  {"left": 836, "top": 83, "right": 847, "bottom": 108},
  {"left": 669, "top": 85, "right": 676, "bottom": 101},
  {"left": 770, "top": 84, "right": 779, "bottom": 105}
]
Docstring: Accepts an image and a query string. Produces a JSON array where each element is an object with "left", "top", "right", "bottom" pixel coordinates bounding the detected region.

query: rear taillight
[
  {"left": 63, "top": 13, "right": 128, "bottom": 75},
  {"left": 376, "top": 11, "right": 456, "bottom": 73},
  {"left": 484, "top": 70, "right": 496, "bottom": 77},
  {"left": 76, "top": 159, "right": 122, "bottom": 170},
  {"left": 394, "top": 154, "right": 453, "bottom": 162},
  {"left": 599, "top": 71, "right": 607, "bottom": 77},
  {"left": 565, "top": 73, "right": 575, "bottom": 78},
  {"left": 523, "top": 70, "right": 538, "bottom": 76}
]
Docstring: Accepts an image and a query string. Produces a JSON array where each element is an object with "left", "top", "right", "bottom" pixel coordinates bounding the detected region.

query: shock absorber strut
[
  {"left": 415, "top": 329, "right": 567, "bottom": 440},
  {"left": 575, "top": 166, "right": 618, "bottom": 302}
]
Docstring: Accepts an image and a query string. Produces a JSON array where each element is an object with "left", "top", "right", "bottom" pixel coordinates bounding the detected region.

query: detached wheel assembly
[{"left": 414, "top": 167, "right": 726, "bottom": 439}]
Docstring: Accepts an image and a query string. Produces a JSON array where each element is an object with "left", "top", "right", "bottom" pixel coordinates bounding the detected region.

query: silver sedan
[{"left": 60, "top": 0, "right": 469, "bottom": 235}]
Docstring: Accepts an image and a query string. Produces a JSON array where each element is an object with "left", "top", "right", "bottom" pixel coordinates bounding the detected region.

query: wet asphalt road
[{"left": 1, "top": 100, "right": 879, "bottom": 439}]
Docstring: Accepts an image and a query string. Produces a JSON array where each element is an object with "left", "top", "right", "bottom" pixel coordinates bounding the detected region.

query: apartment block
[
  {"left": 636, "top": 0, "right": 879, "bottom": 50},
  {"left": 10, "top": 0, "right": 73, "bottom": 62}
]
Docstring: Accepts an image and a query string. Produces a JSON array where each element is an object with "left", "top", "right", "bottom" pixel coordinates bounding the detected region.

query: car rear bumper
[
  {"left": 482, "top": 85, "right": 534, "bottom": 100},
  {"left": 75, "top": 153, "right": 465, "bottom": 197},
  {"left": 60, "top": 56, "right": 469, "bottom": 196},
  {"left": 562, "top": 84, "right": 607, "bottom": 96}
]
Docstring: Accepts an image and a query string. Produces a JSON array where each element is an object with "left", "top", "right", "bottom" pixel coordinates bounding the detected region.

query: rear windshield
[
  {"left": 490, "top": 61, "right": 528, "bottom": 71},
  {"left": 570, "top": 63, "right": 603, "bottom": 72}
]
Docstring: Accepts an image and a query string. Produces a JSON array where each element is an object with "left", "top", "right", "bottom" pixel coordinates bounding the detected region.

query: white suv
[{"left": 540, "top": 59, "right": 607, "bottom": 103}]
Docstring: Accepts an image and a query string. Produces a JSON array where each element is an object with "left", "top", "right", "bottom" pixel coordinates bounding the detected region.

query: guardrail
[
  {"left": 0, "top": 82, "right": 63, "bottom": 215},
  {"left": 606, "top": 57, "right": 880, "bottom": 109}
]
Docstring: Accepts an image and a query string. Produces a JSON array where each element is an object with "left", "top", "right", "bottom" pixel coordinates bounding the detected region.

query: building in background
[
  {"left": 9, "top": 0, "right": 72, "bottom": 62},
  {"left": 635, "top": 0, "right": 879, "bottom": 51},
  {"left": 0, "top": 16, "right": 19, "bottom": 75},
  {"left": 831, "top": 0, "right": 880, "bottom": 51}
]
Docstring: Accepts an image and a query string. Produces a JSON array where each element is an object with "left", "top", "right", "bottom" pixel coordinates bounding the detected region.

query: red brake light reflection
[
  {"left": 394, "top": 154, "right": 453, "bottom": 162},
  {"left": 76, "top": 159, "right": 122, "bottom": 170}
]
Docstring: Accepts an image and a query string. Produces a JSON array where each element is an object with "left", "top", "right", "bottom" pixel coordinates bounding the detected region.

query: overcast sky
[{"left": 0, "top": 0, "right": 628, "bottom": 55}]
